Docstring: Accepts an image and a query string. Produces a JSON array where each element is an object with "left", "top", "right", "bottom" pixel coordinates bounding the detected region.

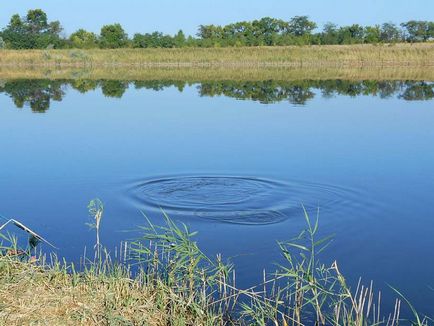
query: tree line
[
  {"left": 1, "top": 79, "right": 432, "bottom": 112},
  {"left": 0, "top": 9, "right": 433, "bottom": 49}
]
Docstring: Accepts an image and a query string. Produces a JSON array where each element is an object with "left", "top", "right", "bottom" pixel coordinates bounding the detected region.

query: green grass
[{"left": 0, "top": 204, "right": 430, "bottom": 325}]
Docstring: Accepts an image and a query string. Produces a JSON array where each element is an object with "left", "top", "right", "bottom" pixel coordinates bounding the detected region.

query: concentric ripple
[{"left": 127, "top": 175, "right": 360, "bottom": 225}]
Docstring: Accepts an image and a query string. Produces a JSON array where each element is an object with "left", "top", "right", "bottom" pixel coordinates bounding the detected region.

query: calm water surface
[{"left": 1, "top": 79, "right": 433, "bottom": 315}]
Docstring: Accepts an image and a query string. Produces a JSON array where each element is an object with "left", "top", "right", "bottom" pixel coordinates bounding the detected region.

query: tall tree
[
  {"left": 251, "top": 17, "right": 283, "bottom": 45},
  {"left": 321, "top": 22, "right": 339, "bottom": 44},
  {"left": 287, "top": 16, "right": 317, "bottom": 36},
  {"left": 401, "top": 20, "right": 432, "bottom": 42},
  {"left": 380, "top": 22, "right": 402, "bottom": 42},
  {"left": 26, "top": 9, "right": 48, "bottom": 34},
  {"left": 337, "top": 24, "right": 365, "bottom": 44},
  {"left": 1, "top": 9, "right": 63, "bottom": 49}
]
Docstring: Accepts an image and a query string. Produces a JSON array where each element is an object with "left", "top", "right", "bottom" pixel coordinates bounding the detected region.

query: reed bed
[{"left": 0, "top": 204, "right": 429, "bottom": 325}]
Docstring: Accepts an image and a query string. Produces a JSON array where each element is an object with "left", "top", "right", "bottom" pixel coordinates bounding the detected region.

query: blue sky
[{"left": 1, "top": 0, "right": 433, "bottom": 36}]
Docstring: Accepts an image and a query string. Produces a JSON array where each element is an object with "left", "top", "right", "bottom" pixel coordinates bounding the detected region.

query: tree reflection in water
[{"left": 1, "top": 79, "right": 432, "bottom": 112}]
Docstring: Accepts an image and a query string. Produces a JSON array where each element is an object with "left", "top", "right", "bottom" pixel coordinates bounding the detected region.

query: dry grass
[
  {"left": 0, "top": 44, "right": 433, "bottom": 69},
  {"left": 0, "top": 257, "right": 217, "bottom": 325},
  {"left": 0, "top": 66, "right": 433, "bottom": 82}
]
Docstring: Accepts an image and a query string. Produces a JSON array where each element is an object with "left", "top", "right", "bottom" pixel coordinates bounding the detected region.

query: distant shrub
[{"left": 0, "top": 37, "right": 5, "bottom": 49}]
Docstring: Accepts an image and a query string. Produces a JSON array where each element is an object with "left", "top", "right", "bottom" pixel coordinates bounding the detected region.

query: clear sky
[{"left": 1, "top": 0, "right": 433, "bottom": 36}]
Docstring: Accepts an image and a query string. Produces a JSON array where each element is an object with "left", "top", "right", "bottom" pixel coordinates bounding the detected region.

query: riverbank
[
  {"left": 0, "top": 215, "right": 426, "bottom": 325},
  {"left": 0, "top": 257, "right": 186, "bottom": 325},
  {"left": 0, "top": 44, "right": 433, "bottom": 70},
  {"left": 0, "top": 255, "right": 235, "bottom": 325}
]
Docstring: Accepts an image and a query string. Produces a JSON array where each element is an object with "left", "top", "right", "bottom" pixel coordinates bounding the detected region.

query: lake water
[{"left": 1, "top": 79, "right": 434, "bottom": 315}]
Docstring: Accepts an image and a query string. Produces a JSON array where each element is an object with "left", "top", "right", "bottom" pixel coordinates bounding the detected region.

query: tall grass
[
  {"left": 0, "top": 204, "right": 430, "bottom": 325},
  {"left": 0, "top": 44, "right": 432, "bottom": 87},
  {"left": 1, "top": 65, "right": 434, "bottom": 81},
  {"left": 0, "top": 44, "right": 432, "bottom": 69}
]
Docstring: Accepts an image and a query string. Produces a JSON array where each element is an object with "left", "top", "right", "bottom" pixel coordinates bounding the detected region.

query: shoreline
[
  {"left": 0, "top": 44, "right": 433, "bottom": 81},
  {"left": 0, "top": 215, "right": 419, "bottom": 325},
  {"left": 1, "top": 66, "right": 434, "bottom": 81}
]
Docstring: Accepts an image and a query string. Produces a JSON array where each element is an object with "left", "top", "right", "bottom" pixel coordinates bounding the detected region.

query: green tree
[
  {"left": 69, "top": 29, "right": 98, "bottom": 48},
  {"left": 380, "top": 22, "right": 402, "bottom": 42},
  {"left": 430, "top": 22, "right": 434, "bottom": 40},
  {"left": 99, "top": 23, "right": 128, "bottom": 48},
  {"left": 26, "top": 9, "right": 48, "bottom": 34},
  {"left": 321, "top": 22, "right": 339, "bottom": 44},
  {"left": 0, "top": 37, "right": 5, "bottom": 49},
  {"left": 132, "top": 32, "right": 174, "bottom": 48},
  {"left": 364, "top": 25, "right": 381, "bottom": 43},
  {"left": 229, "top": 21, "right": 255, "bottom": 46},
  {"left": 132, "top": 33, "right": 147, "bottom": 47},
  {"left": 38, "top": 19, "right": 64, "bottom": 48},
  {"left": 251, "top": 17, "right": 283, "bottom": 45},
  {"left": 185, "top": 35, "right": 198, "bottom": 47},
  {"left": 174, "top": 30, "right": 186, "bottom": 47},
  {"left": 48, "top": 21, "right": 63, "bottom": 35},
  {"left": 1, "top": 14, "right": 30, "bottom": 48},
  {"left": 401, "top": 20, "right": 432, "bottom": 42},
  {"left": 197, "top": 24, "right": 225, "bottom": 46},
  {"left": 337, "top": 24, "right": 365, "bottom": 44},
  {"left": 1, "top": 10, "right": 63, "bottom": 49},
  {"left": 197, "top": 24, "right": 221, "bottom": 39},
  {"left": 287, "top": 16, "right": 317, "bottom": 36}
]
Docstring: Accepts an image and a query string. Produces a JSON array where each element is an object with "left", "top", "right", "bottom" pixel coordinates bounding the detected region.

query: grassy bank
[
  {"left": 0, "top": 44, "right": 433, "bottom": 69},
  {"left": 0, "top": 210, "right": 428, "bottom": 325},
  {"left": 0, "top": 257, "right": 203, "bottom": 325}
]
